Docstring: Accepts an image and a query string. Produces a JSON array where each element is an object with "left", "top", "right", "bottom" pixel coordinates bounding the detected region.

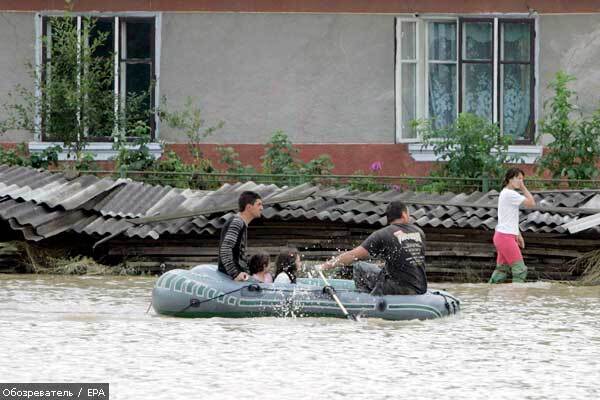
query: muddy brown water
[{"left": 0, "top": 275, "right": 598, "bottom": 399}]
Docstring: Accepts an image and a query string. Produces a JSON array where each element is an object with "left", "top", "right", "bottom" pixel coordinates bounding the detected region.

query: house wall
[
  {"left": 0, "top": 12, "right": 36, "bottom": 142},
  {"left": 2, "top": 1, "right": 600, "bottom": 14},
  {"left": 538, "top": 14, "right": 600, "bottom": 145},
  {"left": 159, "top": 13, "right": 396, "bottom": 144},
  {"left": 3, "top": 9, "right": 600, "bottom": 175}
]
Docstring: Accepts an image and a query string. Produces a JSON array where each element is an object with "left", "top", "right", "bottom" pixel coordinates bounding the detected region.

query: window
[
  {"left": 39, "top": 15, "right": 156, "bottom": 142},
  {"left": 396, "top": 16, "right": 535, "bottom": 144}
]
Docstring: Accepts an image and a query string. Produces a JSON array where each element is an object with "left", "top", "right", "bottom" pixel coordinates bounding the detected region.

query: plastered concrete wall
[
  {"left": 159, "top": 13, "right": 396, "bottom": 144},
  {"left": 538, "top": 14, "right": 600, "bottom": 145},
  {"left": 0, "top": 12, "right": 36, "bottom": 142}
]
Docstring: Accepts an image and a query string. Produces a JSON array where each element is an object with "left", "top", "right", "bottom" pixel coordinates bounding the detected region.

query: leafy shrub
[
  {"left": 217, "top": 146, "right": 257, "bottom": 175},
  {"left": 416, "top": 113, "right": 522, "bottom": 192},
  {"left": 0, "top": 143, "right": 61, "bottom": 169},
  {"left": 260, "top": 131, "right": 335, "bottom": 184},
  {"left": 112, "top": 121, "right": 156, "bottom": 174},
  {"left": 537, "top": 71, "right": 600, "bottom": 183},
  {"left": 159, "top": 96, "right": 224, "bottom": 170},
  {"left": 74, "top": 153, "right": 96, "bottom": 172},
  {"left": 151, "top": 151, "right": 194, "bottom": 188},
  {"left": 261, "top": 130, "right": 300, "bottom": 174},
  {"left": 348, "top": 170, "right": 387, "bottom": 192}
]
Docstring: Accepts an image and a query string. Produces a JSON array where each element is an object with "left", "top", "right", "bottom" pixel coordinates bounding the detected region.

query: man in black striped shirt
[{"left": 217, "top": 191, "right": 263, "bottom": 281}]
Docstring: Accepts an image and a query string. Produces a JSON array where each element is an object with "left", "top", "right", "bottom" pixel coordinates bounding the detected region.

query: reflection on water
[{"left": 1, "top": 275, "right": 599, "bottom": 400}]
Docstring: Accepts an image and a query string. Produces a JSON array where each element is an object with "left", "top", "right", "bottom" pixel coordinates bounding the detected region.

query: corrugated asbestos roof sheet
[{"left": 1, "top": 164, "right": 599, "bottom": 242}]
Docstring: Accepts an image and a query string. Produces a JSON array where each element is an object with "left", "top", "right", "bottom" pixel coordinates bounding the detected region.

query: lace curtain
[
  {"left": 502, "top": 23, "right": 531, "bottom": 140},
  {"left": 462, "top": 22, "right": 493, "bottom": 120},
  {"left": 428, "top": 22, "right": 457, "bottom": 129},
  {"left": 425, "top": 20, "right": 532, "bottom": 138}
]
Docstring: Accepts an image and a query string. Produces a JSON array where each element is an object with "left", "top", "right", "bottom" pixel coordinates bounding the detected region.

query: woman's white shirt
[{"left": 496, "top": 188, "right": 525, "bottom": 235}]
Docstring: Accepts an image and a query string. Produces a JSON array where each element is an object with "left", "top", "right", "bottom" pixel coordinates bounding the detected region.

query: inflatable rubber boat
[{"left": 152, "top": 265, "right": 460, "bottom": 320}]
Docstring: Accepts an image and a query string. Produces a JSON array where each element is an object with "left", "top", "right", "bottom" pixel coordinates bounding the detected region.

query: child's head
[
  {"left": 275, "top": 248, "right": 300, "bottom": 276},
  {"left": 248, "top": 252, "right": 270, "bottom": 275},
  {"left": 503, "top": 167, "right": 525, "bottom": 187}
]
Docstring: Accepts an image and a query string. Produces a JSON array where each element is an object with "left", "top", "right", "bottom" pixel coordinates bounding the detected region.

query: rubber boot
[
  {"left": 489, "top": 264, "right": 510, "bottom": 284},
  {"left": 511, "top": 260, "right": 527, "bottom": 283}
]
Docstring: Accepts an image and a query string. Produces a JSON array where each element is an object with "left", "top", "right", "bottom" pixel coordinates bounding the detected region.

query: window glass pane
[
  {"left": 462, "top": 63, "right": 493, "bottom": 120},
  {"left": 429, "top": 22, "right": 456, "bottom": 61},
  {"left": 502, "top": 23, "right": 530, "bottom": 62},
  {"left": 401, "top": 21, "right": 416, "bottom": 60},
  {"left": 463, "top": 22, "right": 492, "bottom": 60},
  {"left": 502, "top": 64, "right": 531, "bottom": 140},
  {"left": 87, "top": 19, "right": 115, "bottom": 136},
  {"left": 124, "top": 63, "right": 152, "bottom": 135},
  {"left": 429, "top": 63, "right": 457, "bottom": 129},
  {"left": 126, "top": 20, "right": 152, "bottom": 59},
  {"left": 126, "top": 63, "right": 151, "bottom": 96},
  {"left": 44, "top": 17, "right": 81, "bottom": 139},
  {"left": 90, "top": 19, "right": 113, "bottom": 59},
  {"left": 47, "top": 17, "right": 78, "bottom": 68},
  {"left": 401, "top": 63, "right": 417, "bottom": 138}
]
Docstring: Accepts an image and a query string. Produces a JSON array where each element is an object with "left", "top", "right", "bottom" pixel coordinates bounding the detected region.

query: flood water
[{"left": 0, "top": 274, "right": 599, "bottom": 400}]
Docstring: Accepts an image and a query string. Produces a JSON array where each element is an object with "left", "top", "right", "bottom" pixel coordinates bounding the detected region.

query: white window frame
[
  {"left": 30, "top": 12, "right": 163, "bottom": 161},
  {"left": 395, "top": 17, "right": 422, "bottom": 143},
  {"left": 397, "top": 14, "right": 542, "bottom": 162}
]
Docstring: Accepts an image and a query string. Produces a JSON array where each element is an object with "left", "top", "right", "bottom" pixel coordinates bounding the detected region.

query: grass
[
  {"left": 567, "top": 249, "right": 600, "bottom": 285},
  {"left": 20, "top": 242, "right": 142, "bottom": 275}
]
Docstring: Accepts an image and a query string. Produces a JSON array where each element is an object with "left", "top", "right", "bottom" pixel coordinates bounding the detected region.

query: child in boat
[
  {"left": 248, "top": 252, "right": 273, "bottom": 283},
  {"left": 489, "top": 167, "right": 536, "bottom": 283},
  {"left": 274, "top": 248, "right": 300, "bottom": 284}
]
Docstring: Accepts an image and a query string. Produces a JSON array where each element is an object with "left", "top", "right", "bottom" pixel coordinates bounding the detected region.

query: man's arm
[
  {"left": 322, "top": 246, "right": 369, "bottom": 270},
  {"left": 219, "top": 218, "right": 247, "bottom": 280}
]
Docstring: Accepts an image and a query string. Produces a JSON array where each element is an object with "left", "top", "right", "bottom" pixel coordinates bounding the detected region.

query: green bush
[
  {"left": 348, "top": 171, "right": 387, "bottom": 192},
  {"left": 150, "top": 151, "right": 194, "bottom": 188},
  {"left": 112, "top": 121, "right": 156, "bottom": 174},
  {"left": 538, "top": 71, "right": 600, "bottom": 183},
  {"left": 159, "top": 96, "right": 223, "bottom": 171},
  {"left": 416, "top": 113, "right": 522, "bottom": 192},
  {"left": 261, "top": 130, "right": 300, "bottom": 174},
  {"left": 74, "top": 153, "right": 96, "bottom": 172},
  {"left": 0, "top": 143, "right": 61, "bottom": 169},
  {"left": 216, "top": 146, "right": 257, "bottom": 175},
  {"left": 260, "top": 131, "right": 335, "bottom": 184}
]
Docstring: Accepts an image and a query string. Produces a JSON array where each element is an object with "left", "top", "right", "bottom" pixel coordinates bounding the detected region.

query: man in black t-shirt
[{"left": 320, "top": 200, "right": 427, "bottom": 295}]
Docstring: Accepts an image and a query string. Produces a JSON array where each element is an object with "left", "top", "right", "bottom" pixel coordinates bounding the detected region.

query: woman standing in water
[{"left": 489, "top": 168, "right": 536, "bottom": 283}]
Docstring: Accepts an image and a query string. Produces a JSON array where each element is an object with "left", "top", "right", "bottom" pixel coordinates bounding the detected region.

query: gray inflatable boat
[{"left": 152, "top": 265, "right": 460, "bottom": 320}]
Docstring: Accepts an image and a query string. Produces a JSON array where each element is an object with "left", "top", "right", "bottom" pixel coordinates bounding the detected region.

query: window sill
[
  {"left": 408, "top": 143, "right": 542, "bottom": 164},
  {"left": 28, "top": 142, "right": 163, "bottom": 161}
]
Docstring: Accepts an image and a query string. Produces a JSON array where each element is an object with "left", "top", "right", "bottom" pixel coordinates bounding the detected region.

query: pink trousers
[{"left": 493, "top": 231, "right": 523, "bottom": 265}]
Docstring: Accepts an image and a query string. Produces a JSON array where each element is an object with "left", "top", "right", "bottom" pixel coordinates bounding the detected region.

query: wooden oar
[{"left": 316, "top": 267, "right": 358, "bottom": 321}]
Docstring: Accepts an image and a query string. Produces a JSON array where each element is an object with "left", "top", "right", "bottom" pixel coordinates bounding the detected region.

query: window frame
[
  {"left": 119, "top": 16, "right": 156, "bottom": 140},
  {"left": 35, "top": 12, "right": 161, "bottom": 144},
  {"left": 395, "top": 14, "right": 537, "bottom": 145},
  {"left": 395, "top": 17, "right": 422, "bottom": 143}
]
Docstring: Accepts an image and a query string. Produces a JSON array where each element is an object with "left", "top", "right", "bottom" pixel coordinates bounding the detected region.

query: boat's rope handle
[
  {"left": 431, "top": 291, "right": 459, "bottom": 315},
  {"left": 178, "top": 285, "right": 253, "bottom": 313}
]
